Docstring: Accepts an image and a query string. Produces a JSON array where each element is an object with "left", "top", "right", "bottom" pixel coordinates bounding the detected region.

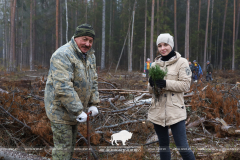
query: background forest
[{"left": 0, "top": 0, "right": 240, "bottom": 72}]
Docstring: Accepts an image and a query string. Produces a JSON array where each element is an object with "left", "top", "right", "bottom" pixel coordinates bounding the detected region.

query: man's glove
[
  {"left": 76, "top": 112, "right": 87, "bottom": 122},
  {"left": 88, "top": 106, "right": 98, "bottom": 116},
  {"left": 149, "top": 76, "right": 154, "bottom": 87},
  {"left": 155, "top": 79, "right": 166, "bottom": 89}
]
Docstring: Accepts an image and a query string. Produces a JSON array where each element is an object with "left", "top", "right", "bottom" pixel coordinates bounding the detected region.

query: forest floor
[{"left": 0, "top": 68, "right": 240, "bottom": 160}]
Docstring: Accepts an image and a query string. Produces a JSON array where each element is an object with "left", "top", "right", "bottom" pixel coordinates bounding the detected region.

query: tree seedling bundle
[{"left": 149, "top": 65, "right": 167, "bottom": 98}]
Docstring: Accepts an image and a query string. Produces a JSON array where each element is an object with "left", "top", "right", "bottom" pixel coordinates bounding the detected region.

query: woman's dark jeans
[{"left": 153, "top": 120, "right": 195, "bottom": 160}]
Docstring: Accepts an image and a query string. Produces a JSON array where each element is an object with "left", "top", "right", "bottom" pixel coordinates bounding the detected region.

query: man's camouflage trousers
[{"left": 50, "top": 122, "right": 78, "bottom": 160}]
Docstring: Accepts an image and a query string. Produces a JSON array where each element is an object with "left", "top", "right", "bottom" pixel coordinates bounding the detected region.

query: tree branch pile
[{"left": 0, "top": 75, "right": 240, "bottom": 159}]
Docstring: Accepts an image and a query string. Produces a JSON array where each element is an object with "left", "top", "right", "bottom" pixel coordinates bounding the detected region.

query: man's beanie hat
[
  {"left": 74, "top": 24, "right": 95, "bottom": 39},
  {"left": 207, "top": 61, "right": 210, "bottom": 63},
  {"left": 156, "top": 33, "right": 174, "bottom": 49},
  {"left": 193, "top": 60, "right": 197, "bottom": 63}
]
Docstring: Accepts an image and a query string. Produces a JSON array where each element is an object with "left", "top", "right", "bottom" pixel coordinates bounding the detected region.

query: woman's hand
[{"left": 155, "top": 79, "right": 166, "bottom": 89}]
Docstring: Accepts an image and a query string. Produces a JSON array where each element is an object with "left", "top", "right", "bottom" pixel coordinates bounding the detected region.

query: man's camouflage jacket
[{"left": 44, "top": 36, "right": 100, "bottom": 125}]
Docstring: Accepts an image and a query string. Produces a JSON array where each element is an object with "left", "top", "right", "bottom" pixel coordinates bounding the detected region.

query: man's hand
[
  {"left": 76, "top": 112, "right": 87, "bottom": 122},
  {"left": 88, "top": 106, "right": 98, "bottom": 116},
  {"left": 149, "top": 77, "right": 154, "bottom": 87},
  {"left": 155, "top": 79, "right": 166, "bottom": 89}
]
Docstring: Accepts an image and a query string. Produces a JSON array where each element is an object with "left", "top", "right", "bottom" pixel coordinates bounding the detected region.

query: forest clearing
[
  {"left": 0, "top": 68, "right": 239, "bottom": 160},
  {"left": 1, "top": 0, "right": 240, "bottom": 159}
]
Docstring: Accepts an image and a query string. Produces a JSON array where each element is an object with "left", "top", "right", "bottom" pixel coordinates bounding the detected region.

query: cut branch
[{"left": 95, "top": 119, "right": 146, "bottom": 130}]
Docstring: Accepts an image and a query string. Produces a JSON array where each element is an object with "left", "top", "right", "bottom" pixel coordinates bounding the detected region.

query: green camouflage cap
[{"left": 73, "top": 24, "right": 95, "bottom": 39}]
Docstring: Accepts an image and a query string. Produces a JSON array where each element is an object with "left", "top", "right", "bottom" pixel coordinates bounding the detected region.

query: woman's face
[{"left": 158, "top": 42, "right": 172, "bottom": 56}]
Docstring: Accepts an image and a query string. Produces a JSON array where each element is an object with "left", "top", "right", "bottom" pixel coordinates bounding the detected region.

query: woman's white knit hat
[{"left": 156, "top": 33, "right": 174, "bottom": 49}]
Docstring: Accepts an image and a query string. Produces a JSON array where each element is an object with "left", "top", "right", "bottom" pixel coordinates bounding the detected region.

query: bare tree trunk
[
  {"left": 236, "top": 0, "right": 240, "bottom": 41},
  {"left": 15, "top": 2, "right": 18, "bottom": 68},
  {"left": 220, "top": 0, "right": 228, "bottom": 70},
  {"left": 43, "top": 33, "right": 46, "bottom": 67},
  {"left": 129, "top": 0, "right": 136, "bottom": 72},
  {"left": 56, "top": 0, "right": 59, "bottom": 50},
  {"left": 128, "top": 26, "right": 131, "bottom": 71},
  {"left": 203, "top": 0, "right": 210, "bottom": 71},
  {"left": 30, "top": 0, "right": 33, "bottom": 70},
  {"left": 128, "top": 1, "right": 131, "bottom": 70},
  {"left": 10, "top": 0, "right": 17, "bottom": 71},
  {"left": 144, "top": 0, "right": 147, "bottom": 71},
  {"left": 2, "top": 27, "right": 5, "bottom": 68},
  {"left": 101, "top": 0, "right": 106, "bottom": 70},
  {"left": 60, "top": 1, "right": 63, "bottom": 46},
  {"left": 74, "top": 4, "right": 77, "bottom": 28},
  {"left": 20, "top": 1, "right": 23, "bottom": 71},
  {"left": 216, "top": 17, "right": 220, "bottom": 68},
  {"left": 209, "top": 0, "right": 214, "bottom": 62},
  {"left": 197, "top": 0, "right": 201, "bottom": 61},
  {"left": 85, "top": 0, "right": 88, "bottom": 23},
  {"left": 157, "top": 0, "right": 159, "bottom": 36},
  {"left": 2, "top": 0, "right": 6, "bottom": 68},
  {"left": 65, "top": 0, "right": 68, "bottom": 42},
  {"left": 92, "top": 0, "right": 95, "bottom": 27},
  {"left": 185, "top": 0, "right": 190, "bottom": 59},
  {"left": 33, "top": 0, "right": 36, "bottom": 68},
  {"left": 108, "top": 0, "right": 112, "bottom": 68},
  {"left": 115, "top": 29, "right": 130, "bottom": 73},
  {"left": 150, "top": 0, "right": 155, "bottom": 62},
  {"left": 174, "top": 0, "right": 178, "bottom": 51},
  {"left": 232, "top": 0, "right": 236, "bottom": 70}
]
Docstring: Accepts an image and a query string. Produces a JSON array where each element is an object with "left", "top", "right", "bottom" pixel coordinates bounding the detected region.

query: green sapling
[{"left": 149, "top": 65, "right": 167, "bottom": 97}]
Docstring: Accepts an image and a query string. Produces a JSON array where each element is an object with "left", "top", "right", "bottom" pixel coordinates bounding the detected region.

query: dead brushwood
[{"left": 1, "top": 71, "right": 240, "bottom": 159}]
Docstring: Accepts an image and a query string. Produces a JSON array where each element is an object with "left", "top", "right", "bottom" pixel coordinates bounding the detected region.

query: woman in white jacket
[{"left": 148, "top": 33, "right": 195, "bottom": 160}]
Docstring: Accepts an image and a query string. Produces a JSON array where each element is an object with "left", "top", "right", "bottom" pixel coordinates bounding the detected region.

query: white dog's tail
[{"left": 110, "top": 135, "right": 113, "bottom": 141}]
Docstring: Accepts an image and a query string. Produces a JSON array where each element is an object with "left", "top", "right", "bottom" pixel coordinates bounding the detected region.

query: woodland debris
[
  {"left": 0, "top": 105, "right": 31, "bottom": 130},
  {"left": 124, "top": 93, "right": 147, "bottom": 105},
  {"left": 215, "top": 118, "right": 236, "bottom": 135},
  {"left": 0, "top": 88, "right": 8, "bottom": 94},
  {"left": 0, "top": 146, "right": 50, "bottom": 160},
  {"left": 145, "top": 134, "right": 158, "bottom": 144},
  {"left": 192, "top": 137, "right": 206, "bottom": 142},
  {"left": 186, "top": 117, "right": 205, "bottom": 129},
  {"left": 235, "top": 130, "right": 240, "bottom": 134},
  {"left": 1, "top": 75, "right": 240, "bottom": 159},
  {"left": 99, "top": 88, "right": 149, "bottom": 93},
  {"left": 77, "top": 133, "right": 98, "bottom": 160},
  {"left": 95, "top": 119, "right": 146, "bottom": 130}
]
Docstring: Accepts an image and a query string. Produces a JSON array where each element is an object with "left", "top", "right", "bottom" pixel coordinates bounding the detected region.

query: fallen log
[
  {"left": 99, "top": 89, "right": 149, "bottom": 93},
  {"left": 215, "top": 118, "right": 235, "bottom": 135},
  {"left": 0, "top": 146, "right": 50, "bottom": 160},
  {"left": 124, "top": 93, "right": 147, "bottom": 105},
  {"left": 0, "top": 88, "right": 8, "bottom": 94},
  {"left": 95, "top": 119, "right": 146, "bottom": 130},
  {"left": 192, "top": 137, "right": 206, "bottom": 142},
  {"left": 101, "top": 102, "right": 145, "bottom": 113},
  {"left": 186, "top": 117, "right": 205, "bottom": 129},
  {"left": 235, "top": 130, "right": 240, "bottom": 134}
]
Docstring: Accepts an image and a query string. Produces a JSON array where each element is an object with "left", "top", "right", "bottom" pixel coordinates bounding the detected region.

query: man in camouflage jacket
[{"left": 44, "top": 24, "right": 100, "bottom": 160}]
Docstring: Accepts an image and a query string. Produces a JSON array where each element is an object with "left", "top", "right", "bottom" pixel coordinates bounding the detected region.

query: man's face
[
  {"left": 207, "top": 62, "right": 209, "bottom": 64},
  {"left": 74, "top": 36, "right": 93, "bottom": 53}
]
